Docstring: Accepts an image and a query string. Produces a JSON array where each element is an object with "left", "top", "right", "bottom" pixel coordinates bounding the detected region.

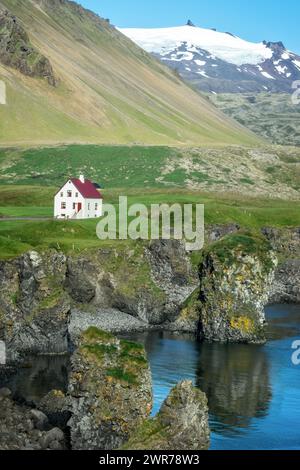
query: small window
[
  {"left": 95, "top": 203, "right": 98, "bottom": 210},
  {"left": 73, "top": 203, "right": 76, "bottom": 210},
  {"left": 88, "top": 203, "right": 90, "bottom": 210},
  {"left": 61, "top": 202, "right": 66, "bottom": 209},
  {"left": 60, "top": 192, "right": 63, "bottom": 197},
  {"left": 75, "top": 192, "right": 79, "bottom": 198},
  {"left": 67, "top": 191, "right": 72, "bottom": 197}
]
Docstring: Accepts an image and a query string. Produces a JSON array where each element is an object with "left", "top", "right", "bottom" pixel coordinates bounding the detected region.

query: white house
[{"left": 54, "top": 175, "right": 103, "bottom": 219}]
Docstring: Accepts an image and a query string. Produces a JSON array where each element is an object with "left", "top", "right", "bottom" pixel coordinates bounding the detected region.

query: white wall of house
[
  {"left": 54, "top": 180, "right": 102, "bottom": 219},
  {"left": 81, "top": 198, "right": 103, "bottom": 219}
]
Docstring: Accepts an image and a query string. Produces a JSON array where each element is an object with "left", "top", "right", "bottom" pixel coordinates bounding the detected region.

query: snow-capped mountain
[{"left": 119, "top": 23, "right": 300, "bottom": 93}]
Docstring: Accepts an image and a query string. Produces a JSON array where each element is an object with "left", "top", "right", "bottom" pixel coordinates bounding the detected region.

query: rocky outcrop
[
  {"left": 0, "top": 241, "right": 198, "bottom": 363},
  {"left": 261, "top": 227, "right": 300, "bottom": 304},
  {"left": 197, "top": 232, "right": 277, "bottom": 343},
  {"left": 269, "top": 260, "right": 300, "bottom": 304},
  {"left": 38, "top": 389, "right": 70, "bottom": 429},
  {"left": 66, "top": 240, "right": 197, "bottom": 326},
  {"left": 145, "top": 239, "right": 199, "bottom": 321},
  {"left": 122, "top": 380, "right": 210, "bottom": 450},
  {"left": 0, "top": 8, "right": 56, "bottom": 86},
  {"left": 0, "top": 250, "right": 70, "bottom": 362},
  {"left": 0, "top": 388, "right": 66, "bottom": 450},
  {"left": 67, "top": 327, "right": 152, "bottom": 450}
]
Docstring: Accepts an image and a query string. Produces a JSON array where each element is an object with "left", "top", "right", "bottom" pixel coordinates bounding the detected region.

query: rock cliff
[
  {"left": 197, "top": 232, "right": 277, "bottom": 343},
  {"left": 67, "top": 327, "right": 152, "bottom": 450},
  {"left": 0, "top": 8, "right": 56, "bottom": 85},
  {"left": 122, "top": 380, "right": 210, "bottom": 450}
]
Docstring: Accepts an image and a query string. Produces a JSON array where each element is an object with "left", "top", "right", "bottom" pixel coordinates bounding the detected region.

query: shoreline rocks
[
  {"left": 0, "top": 387, "right": 66, "bottom": 450},
  {"left": 67, "top": 327, "right": 153, "bottom": 450},
  {"left": 122, "top": 380, "right": 210, "bottom": 450},
  {"left": 197, "top": 232, "right": 277, "bottom": 343}
]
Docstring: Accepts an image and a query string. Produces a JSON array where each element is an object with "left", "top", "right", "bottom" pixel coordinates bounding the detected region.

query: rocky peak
[
  {"left": 263, "top": 40, "right": 285, "bottom": 52},
  {"left": 186, "top": 19, "right": 196, "bottom": 27}
]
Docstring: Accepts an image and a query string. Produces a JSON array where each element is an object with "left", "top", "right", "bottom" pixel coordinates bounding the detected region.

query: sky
[{"left": 79, "top": 0, "right": 300, "bottom": 54}]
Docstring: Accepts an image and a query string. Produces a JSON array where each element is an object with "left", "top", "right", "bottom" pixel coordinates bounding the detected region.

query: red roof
[{"left": 71, "top": 178, "right": 103, "bottom": 199}]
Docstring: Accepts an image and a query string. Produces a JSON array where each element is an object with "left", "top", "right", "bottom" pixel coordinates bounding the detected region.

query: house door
[{"left": 77, "top": 203, "right": 82, "bottom": 213}]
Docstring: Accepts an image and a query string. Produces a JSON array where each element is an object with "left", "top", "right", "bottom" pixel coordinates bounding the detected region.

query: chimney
[{"left": 79, "top": 174, "right": 85, "bottom": 183}]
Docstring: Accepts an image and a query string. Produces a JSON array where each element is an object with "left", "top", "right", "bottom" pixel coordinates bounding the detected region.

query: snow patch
[
  {"left": 275, "top": 65, "right": 287, "bottom": 75},
  {"left": 281, "top": 52, "right": 290, "bottom": 60},
  {"left": 261, "top": 71, "right": 275, "bottom": 80},
  {"left": 119, "top": 25, "right": 273, "bottom": 66},
  {"left": 293, "top": 60, "right": 300, "bottom": 70},
  {"left": 194, "top": 59, "right": 206, "bottom": 66},
  {"left": 196, "top": 70, "right": 209, "bottom": 77}
]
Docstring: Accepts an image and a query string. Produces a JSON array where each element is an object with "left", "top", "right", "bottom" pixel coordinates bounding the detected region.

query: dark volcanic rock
[
  {"left": 0, "top": 8, "right": 56, "bottom": 85},
  {"left": 68, "top": 327, "right": 152, "bottom": 450},
  {"left": 0, "top": 388, "right": 66, "bottom": 450},
  {"left": 123, "top": 380, "right": 210, "bottom": 450},
  {"left": 0, "top": 250, "right": 70, "bottom": 362},
  {"left": 197, "top": 232, "right": 277, "bottom": 343}
]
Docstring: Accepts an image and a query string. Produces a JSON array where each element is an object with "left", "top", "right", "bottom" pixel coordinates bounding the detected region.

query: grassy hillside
[
  {"left": 209, "top": 93, "right": 300, "bottom": 147},
  {"left": 0, "top": 0, "right": 259, "bottom": 146},
  {"left": 0, "top": 144, "right": 299, "bottom": 199}
]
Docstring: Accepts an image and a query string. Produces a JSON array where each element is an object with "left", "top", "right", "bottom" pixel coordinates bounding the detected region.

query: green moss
[
  {"left": 38, "top": 287, "right": 63, "bottom": 309},
  {"left": 207, "top": 230, "right": 274, "bottom": 272},
  {"left": 82, "top": 343, "right": 118, "bottom": 359},
  {"left": 106, "top": 367, "right": 137, "bottom": 384},
  {"left": 121, "top": 417, "right": 167, "bottom": 450},
  {"left": 120, "top": 340, "right": 148, "bottom": 367},
  {"left": 83, "top": 327, "right": 115, "bottom": 343}
]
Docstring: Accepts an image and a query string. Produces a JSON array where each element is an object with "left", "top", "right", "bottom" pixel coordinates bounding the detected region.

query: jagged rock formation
[
  {"left": 0, "top": 7, "right": 56, "bottom": 85},
  {"left": 262, "top": 227, "right": 300, "bottom": 304},
  {"left": 0, "top": 228, "right": 299, "bottom": 363},
  {"left": 0, "top": 241, "right": 197, "bottom": 363},
  {"left": 0, "top": 250, "right": 70, "bottom": 362},
  {"left": 67, "top": 327, "right": 152, "bottom": 450},
  {"left": 197, "top": 232, "right": 278, "bottom": 343},
  {"left": 122, "top": 380, "right": 210, "bottom": 450},
  {"left": 0, "top": 388, "right": 66, "bottom": 450}
]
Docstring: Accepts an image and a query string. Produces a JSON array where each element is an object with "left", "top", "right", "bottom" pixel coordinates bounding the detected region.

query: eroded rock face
[
  {"left": 123, "top": 380, "right": 210, "bottom": 451},
  {"left": 0, "top": 241, "right": 197, "bottom": 362},
  {"left": 261, "top": 227, "right": 300, "bottom": 304},
  {"left": 0, "top": 250, "right": 70, "bottom": 362},
  {"left": 198, "top": 232, "right": 278, "bottom": 343},
  {"left": 0, "top": 388, "right": 66, "bottom": 450},
  {"left": 0, "top": 8, "right": 56, "bottom": 85},
  {"left": 67, "top": 328, "right": 152, "bottom": 450}
]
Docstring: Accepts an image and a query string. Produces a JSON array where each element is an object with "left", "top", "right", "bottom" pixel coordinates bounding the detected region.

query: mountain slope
[
  {"left": 0, "top": 1, "right": 258, "bottom": 146},
  {"left": 120, "top": 23, "right": 300, "bottom": 94}
]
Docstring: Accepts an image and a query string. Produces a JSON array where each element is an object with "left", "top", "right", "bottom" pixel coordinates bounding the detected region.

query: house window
[
  {"left": 73, "top": 203, "right": 76, "bottom": 210},
  {"left": 88, "top": 203, "right": 90, "bottom": 210},
  {"left": 60, "top": 192, "right": 63, "bottom": 197},
  {"left": 95, "top": 203, "right": 98, "bottom": 210},
  {"left": 75, "top": 192, "right": 78, "bottom": 198},
  {"left": 67, "top": 191, "right": 72, "bottom": 197},
  {"left": 61, "top": 202, "right": 66, "bottom": 209}
]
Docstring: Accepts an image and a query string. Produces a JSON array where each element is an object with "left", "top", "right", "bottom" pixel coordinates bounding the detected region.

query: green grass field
[
  {"left": 1, "top": 144, "right": 300, "bottom": 200},
  {"left": 0, "top": 185, "right": 299, "bottom": 260}
]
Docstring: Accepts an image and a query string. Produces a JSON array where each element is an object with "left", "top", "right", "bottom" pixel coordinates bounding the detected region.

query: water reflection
[
  {"left": 2, "top": 354, "right": 69, "bottom": 404},
  {"left": 196, "top": 343, "right": 271, "bottom": 433},
  {"left": 0, "top": 305, "right": 299, "bottom": 449}
]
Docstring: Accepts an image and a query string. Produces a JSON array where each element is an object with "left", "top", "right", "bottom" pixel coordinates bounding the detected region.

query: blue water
[{"left": 124, "top": 304, "right": 300, "bottom": 450}]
